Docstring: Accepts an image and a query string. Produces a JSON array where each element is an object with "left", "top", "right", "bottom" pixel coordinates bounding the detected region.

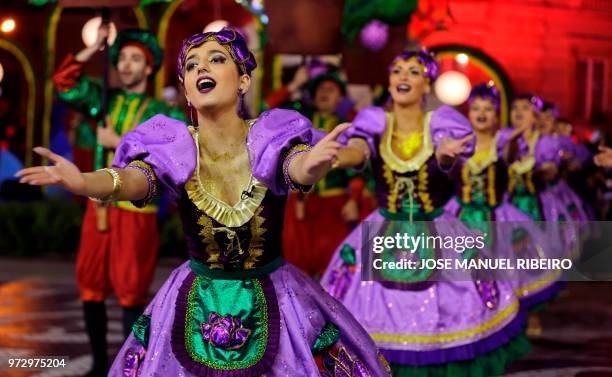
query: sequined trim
[
  {"left": 186, "top": 126, "right": 268, "bottom": 228},
  {"left": 369, "top": 298, "right": 519, "bottom": 347},
  {"left": 379, "top": 111, "right": 433, "bottom": 173},
  {"left": 126, "top": 160, "right": 159, "bottom": 208},
  {"left": 282, "top": 144, "right": 312, "bottom": 193},
  {"left": 311, "top": 322, "right": 341, "bottom": 356},
  {"left": 514, "top": 269, "right": 563, "bottom": 299}
]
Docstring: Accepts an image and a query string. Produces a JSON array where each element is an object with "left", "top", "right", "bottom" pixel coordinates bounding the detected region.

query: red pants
[
  {"left": 283, "top": 193, "right": 351, "bottom": 277},
  {"left": 76, "top": 201, "right": 159, "bottom": 307}
]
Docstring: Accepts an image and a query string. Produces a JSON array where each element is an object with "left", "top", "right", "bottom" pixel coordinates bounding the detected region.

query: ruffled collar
[
  {"left": 379, "top": 111, "right": 434, "bottom": 173},
  {"left": 509, "top": 130, "right": 539, "bottom": 175},
  {"left": 185, "top": 125, "right": 267, "bottom": 228},
  {"left": 466, "top": 132, "right": 500, "bottom": 174}
]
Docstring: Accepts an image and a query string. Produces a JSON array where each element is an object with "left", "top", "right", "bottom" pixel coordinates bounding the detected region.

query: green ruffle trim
[
  {"left": 390, "top": 334, "right": 531, "bottom": 377},
  {"left": 311, "top": 322, "right": 341, "bottom": 356},
  {"left": 132, "top": 314, "right": 151, "bottom": 349}
]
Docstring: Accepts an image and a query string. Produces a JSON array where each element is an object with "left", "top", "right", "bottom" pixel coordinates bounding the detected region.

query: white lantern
[
  {"left": 203, "top": 20, "right": 229, "bottom": 33},
  {"left": 434, "top": 71, "right": 472, "bottom": 106},
  {"left": 82, "top": 17, "right": 117, "bottom": 48}
]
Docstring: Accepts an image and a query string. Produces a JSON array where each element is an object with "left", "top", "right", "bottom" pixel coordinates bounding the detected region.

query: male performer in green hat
[
  {"left": 53, "top": 25, "right": 185, "bottom": 376},
  {"left": 264, "top": 68, "right": 374, "bottom": 277}
]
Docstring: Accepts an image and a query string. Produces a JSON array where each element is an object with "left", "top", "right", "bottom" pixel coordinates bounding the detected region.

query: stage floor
[{"left": 0, "top": 257, "right": 611, "bottom": 377}]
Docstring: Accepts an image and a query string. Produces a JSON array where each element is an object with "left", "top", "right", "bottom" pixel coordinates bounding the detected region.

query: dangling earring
[{"left": 188, "top": 101, "right": 198, "bottom": 128}]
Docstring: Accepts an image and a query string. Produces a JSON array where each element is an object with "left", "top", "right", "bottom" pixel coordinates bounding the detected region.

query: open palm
[{"left": 16, "top": 147, "right": 87, "bottom": 195}]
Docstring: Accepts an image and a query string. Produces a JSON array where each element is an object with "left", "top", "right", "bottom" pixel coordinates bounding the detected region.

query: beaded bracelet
[
  {"left": 283, "top": 144, "right": 312, "bottom": 192},
  {"left": 348, "top": 138, "right": 371, "bottom": 161},
  {"left": 126, "top": 160, "right": 159, "bottom": 207},
  {"left": 90, "top": 168, "right": 122, "bottom": 203}
]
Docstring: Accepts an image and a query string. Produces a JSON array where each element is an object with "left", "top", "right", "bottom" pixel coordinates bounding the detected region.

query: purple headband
[
  {"left": 468, "top": 83, "right": 501, "bottom": 113},
  {"left": 177, "top": 27, "right": 257, "bottom": 82},
  {"left": 513, "top": 93, "right": 544, "bottom": 113},
  {"left": 388, "top": 48, "right": 439, "bottom": 82}
]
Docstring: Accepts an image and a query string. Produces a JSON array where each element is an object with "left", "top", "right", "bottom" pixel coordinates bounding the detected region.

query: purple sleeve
[
  {"left": 534, "top": 135, "right": 562, "bottom": 168},
  {"left": 112, "top": 114, "right": 197, "bottom": 201},
  {"left": 247, "top": 109, "right": 320, "bottom": 196},
  {"left": 497, "top": 128, "right": 528, "bottom": 158},
  {"left": 337, "top": 106, "right": 386, "bottom": 159},
  {"left": 574, "top": 143, "right": 591, "bottom": 164},
  {"left": 429, "top": 105, "right": 475, "bottom": 159}
]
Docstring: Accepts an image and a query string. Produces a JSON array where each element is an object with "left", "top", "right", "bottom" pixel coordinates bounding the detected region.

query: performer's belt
[{"left": 189, "top": 257, "right": 284, "bottom": 280}]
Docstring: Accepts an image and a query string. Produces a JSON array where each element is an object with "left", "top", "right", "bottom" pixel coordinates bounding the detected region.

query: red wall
[{"left": 421, "top": 0, "right": 612, "bottom": 123}]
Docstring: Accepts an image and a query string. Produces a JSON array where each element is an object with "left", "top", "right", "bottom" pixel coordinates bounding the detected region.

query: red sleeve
[
  {"left": 53, "top": 54, "right": 85, "bottom": 92},
  {"left": 263, "top": 86, "right": 291, "bottom": 109}
]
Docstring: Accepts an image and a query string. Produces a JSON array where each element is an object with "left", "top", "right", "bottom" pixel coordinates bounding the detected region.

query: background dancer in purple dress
[{"left": 321, "top": 51, "right": 530, "bottom": 376}]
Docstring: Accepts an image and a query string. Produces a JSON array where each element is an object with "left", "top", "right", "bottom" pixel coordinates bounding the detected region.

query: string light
[{"left": 1, "top": 19, "right": 16, "bottom": 33}]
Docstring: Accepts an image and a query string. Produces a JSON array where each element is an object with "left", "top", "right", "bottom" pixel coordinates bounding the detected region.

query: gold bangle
[{"left": 90, "top": 168, "right": 122, "bottom": 203}]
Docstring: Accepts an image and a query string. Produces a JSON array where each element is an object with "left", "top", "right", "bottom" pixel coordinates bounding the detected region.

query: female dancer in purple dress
[
  {"left": 447, "top": 84, "right": 564, "bottom": 336},
  {"left": 506, "top": 94, "right": 582, "bottom": 334},
  {"left": 17, "top": 28, "right": 390, "bottom": 377},
  {"left": 320, "top": 52, "right": 529, "bottom": 376}
]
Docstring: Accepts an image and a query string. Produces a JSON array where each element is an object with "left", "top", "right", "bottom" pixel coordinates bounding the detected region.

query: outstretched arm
[
  {"left": 435, "top": 135, "right": 474, "bottom": 170},
  {"left": 16, "top": 147, "right": 149, "bottom": 201},
  {"left": 288, "top": 123, "right": 351, "bottom": 186},
  {"left": 594, "top": 146, "right": 612, "bottom": 168}
]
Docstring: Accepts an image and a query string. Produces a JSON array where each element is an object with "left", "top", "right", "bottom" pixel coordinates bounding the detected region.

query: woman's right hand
[{"left": 16, "top": 147, "right": 87, "bottom": 195}]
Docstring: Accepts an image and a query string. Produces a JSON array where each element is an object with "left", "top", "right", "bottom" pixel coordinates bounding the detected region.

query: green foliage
[
  {"left": 0, "top": 201, "right": 84, "bottom": 256},
  {"left": 0, "top": 201, "right": 187, "bottom": 258},
  {"left": 342, "top": 0, "right": 418, "bottom": 44}
]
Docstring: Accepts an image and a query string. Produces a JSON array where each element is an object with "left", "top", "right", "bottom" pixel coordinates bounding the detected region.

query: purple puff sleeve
[
  {"left": 247, "top": 109, "right": 320, "bottom": 196},
  {"left": 497, "top": 128, "right": 528, "bottom": 159},
  {"left": 337, "top": 106, "right": 386, "bottom": 159},
  {"left": 112, "top": 114, "right": 197, "bottom": 202},
  {"left": 429, "top": 105, "right": 475, "bottom": 159},
  {"left": 534, "top": 135, "right": 562, "bottom": 168}
]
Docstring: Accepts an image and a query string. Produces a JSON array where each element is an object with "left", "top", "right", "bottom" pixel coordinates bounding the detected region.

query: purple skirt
[
  {"left": 487, "top": 201, "right": 565, "bottom": 308},
  {"left": 108, "top": 262, "right": 391, "bottom": 376},
  {"left": 320, "top": 209, "right": 526, "bottom": 366}
]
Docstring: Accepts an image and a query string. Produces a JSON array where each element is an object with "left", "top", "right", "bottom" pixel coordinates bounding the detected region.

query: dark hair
[
  {"left": 177, "top": 27, "right": 257, "bottom": 82},
  {"left": 388, "top": 48, "right": 439, "bottom": 82},
  {"left": 513, "top": 94, "right": 544, "bottom": 113},
  {"left": 468, "top": 83, "right": 501, "bottom": 113}
]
